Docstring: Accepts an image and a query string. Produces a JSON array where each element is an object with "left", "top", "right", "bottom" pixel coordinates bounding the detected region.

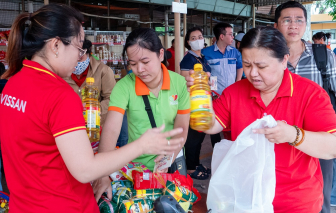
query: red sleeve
[
  {"left": 46, "top": 88, "right": 86, "bottom": 138},
  {"left": 303, "top": 86, "right": 336, "bottom": 133},
  {"left": 213, "top": 91, "right": 230, "bottom": 129}
]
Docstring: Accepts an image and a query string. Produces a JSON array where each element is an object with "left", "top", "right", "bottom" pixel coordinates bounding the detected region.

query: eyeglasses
[
  {"left": 44, "top": 37, "right": 87, "bottom": 59},
  {"left": 281, "top": 19, "right": 306, "bottom": 26}
]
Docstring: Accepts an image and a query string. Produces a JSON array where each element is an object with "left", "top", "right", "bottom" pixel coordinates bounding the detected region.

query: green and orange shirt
[
  {"left": 0, "top": 60, "right": 99, "bottom": 213},
  {"left": 108, "top": 64, "right": 190, "bottom": 170}
]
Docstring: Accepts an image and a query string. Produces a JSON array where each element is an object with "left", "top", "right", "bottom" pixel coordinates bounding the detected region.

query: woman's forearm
[{"left": 294, "top": 131, "right": 336, "bottom": 159}]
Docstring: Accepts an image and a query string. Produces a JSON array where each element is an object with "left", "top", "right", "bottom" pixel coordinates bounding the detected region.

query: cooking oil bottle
[
  {"left": 190, "top": 63, "right": 213, "bottom": 131},
  {"left": 82, "top": 77, "right": 100, "bottom": 142}
]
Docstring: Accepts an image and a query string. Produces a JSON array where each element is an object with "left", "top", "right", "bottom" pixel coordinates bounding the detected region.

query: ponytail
[
  {"left": 2, "top": 4, "right": 84, "bottom": 79},
  {"left": 2, "top": 13, "right": 30, "bottom": 79}
]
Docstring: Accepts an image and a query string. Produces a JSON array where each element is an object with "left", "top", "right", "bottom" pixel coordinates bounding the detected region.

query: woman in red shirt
[
  {"left": 187, "top": 27, "right": 336, "bottom": 212},
  {"left": 0, "top": 4, "right": 184, "bottom": 213}
]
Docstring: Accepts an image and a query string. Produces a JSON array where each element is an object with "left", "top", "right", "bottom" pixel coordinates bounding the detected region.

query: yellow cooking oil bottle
[
  {"left": 190, "top": 63, "right": 213, "bottom": 131},
  {"left": 82, "top": 77, "right": 101, "bottom": 142}
]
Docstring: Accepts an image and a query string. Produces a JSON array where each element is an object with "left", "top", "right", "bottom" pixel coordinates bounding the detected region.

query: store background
[{"left": 1, "top": 0, "right": 336, "bottom": 212}]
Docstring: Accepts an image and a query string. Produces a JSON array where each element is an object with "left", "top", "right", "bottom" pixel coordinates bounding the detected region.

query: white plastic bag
[
  {"left": 207, "top": 115, "right": 277, "bottom": 213},
  {"left": 211, "top": 139, "right": 233, "bottom": 176}
]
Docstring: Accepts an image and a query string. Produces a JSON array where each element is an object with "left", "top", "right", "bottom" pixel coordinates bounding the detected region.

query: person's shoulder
[
  {"left": 169, "top": 70, "right": 186, "bottom": 82},
  {"left": 224, "top": 79, "right": 250, "bottom": 95},
  {"left": 202, "top": 45, "right": 215, "bottom": 55},
  {"left": 291, "top": 72, "right": 324, "bottom": 93}
]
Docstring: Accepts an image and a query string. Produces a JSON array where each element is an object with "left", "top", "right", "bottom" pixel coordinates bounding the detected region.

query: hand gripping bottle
[
  {"left": 190, "top": 63, "right": 213, "bottom": 131},
  {"left": 82, "top": 77, "right": 101, "bottom": 142}
]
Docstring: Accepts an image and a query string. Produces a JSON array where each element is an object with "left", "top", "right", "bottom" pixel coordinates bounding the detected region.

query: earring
[{"left": 55, "top": 52, "right": 58, "bottom": 58}]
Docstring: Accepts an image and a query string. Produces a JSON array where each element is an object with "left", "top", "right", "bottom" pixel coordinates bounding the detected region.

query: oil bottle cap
[
  {"left": 86, "top": 77, "right": 94, "bottom": 83},
  {"left": 194, "top": 63, "right": 203, "bottom": 71}
]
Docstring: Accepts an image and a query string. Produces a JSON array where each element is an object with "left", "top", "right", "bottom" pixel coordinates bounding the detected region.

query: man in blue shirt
[{"left": 202, "top": 23, "right": 243, "bottom": 95}]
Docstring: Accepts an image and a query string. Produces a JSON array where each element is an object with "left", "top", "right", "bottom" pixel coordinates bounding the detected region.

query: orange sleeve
[
  {"left": 108, "top": 106, "right": 125, "bottom": 115},
  {"left": 177, "top": 109, "right": 190, "bottom": 114}
]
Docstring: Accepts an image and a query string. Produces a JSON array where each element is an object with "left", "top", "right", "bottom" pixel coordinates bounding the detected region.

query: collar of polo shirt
[{"left": 135, "top": 63, "right": 171, "bottom": 96}]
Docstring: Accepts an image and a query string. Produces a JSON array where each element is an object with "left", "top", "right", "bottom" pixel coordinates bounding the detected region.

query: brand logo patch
[{"left": 169, "top": 94, "right": 178, "bottom": 105}]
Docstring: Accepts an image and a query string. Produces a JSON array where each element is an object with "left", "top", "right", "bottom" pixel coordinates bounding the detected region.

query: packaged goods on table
[
  {"left": 132, "top": 189, "right": 163, "bottom": 201},
  {"left": 163, "top": 180, "right": 198, "bottom": 210},
  {"left": 111, "top": 180, "right": 133, "bottom": 196},
  {"left": 110, "top": 170, "right": 128, "bottom": 181},
  {"left": 118, "top": 198, "right": 154, "bottom": 213},
  {"left": 112, "top": 187, "right": 133, "bottom": 207},
  {"left": 132, "top": 171, "right": 201, "bottom": 204},
  {"left": 98, "top": 196, "right": 118, "bottom": 213},
  {"left": 120, "top": 162, "right": 150, "bottom": 182}
]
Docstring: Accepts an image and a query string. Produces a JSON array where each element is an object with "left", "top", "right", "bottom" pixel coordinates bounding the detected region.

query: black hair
[
  {"left": 83, "top": 39, "right": 92, "bottom": 55},
  {"left": 184, "top": 27, "right": 203, "bottom": 50},
  {"left": 237, "top": 31, "right": 245, "bottom": 34},
  {"left": 213, "top": 23, "right": 232, "bottom": 41},
  {"left": 240, "top": 27, "right": 289, "bottom": 62},
  {"left": 4, "top": 4, "right": 83, "bottom": 79},
  {"left": 123, "top": 28, "right": 164, "bottom": 64},
  {"left": 171, "top": 39, "right": 175, "bottom": 45},
  {"left": 275, "top": 1, "right": 307, "bottom": 24},
  {"left": 0, "top": 62, "right": 5, "bottom": 77},
  {"left": 312, "top": 32, "right": 331, "bottom": 42}
]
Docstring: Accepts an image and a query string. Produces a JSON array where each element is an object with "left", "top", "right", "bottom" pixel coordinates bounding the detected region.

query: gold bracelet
[{"left": 288, "top": 125, "right": 300, "bottom": 146}]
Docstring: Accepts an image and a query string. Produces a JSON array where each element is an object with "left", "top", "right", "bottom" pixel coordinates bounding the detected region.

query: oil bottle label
[
  {"left": 83, "top": 106, "right": 100, "bottom": 129},
  {"left": 190, "top": 90, "right": 212, "bottom": 113}
]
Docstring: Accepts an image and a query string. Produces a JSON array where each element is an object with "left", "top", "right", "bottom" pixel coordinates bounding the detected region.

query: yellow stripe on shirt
[
  {"left": 24, "top": 64, "right": 56, "bottom": 78},
  {"left": 53, "top": 126, "right": 86, "bottom": 137},
  {"left": 215, "top": 115, "right": 226, "bottom": 129},
  {"left": 327, "top": 129, "right": 336, "bottom": 133}
]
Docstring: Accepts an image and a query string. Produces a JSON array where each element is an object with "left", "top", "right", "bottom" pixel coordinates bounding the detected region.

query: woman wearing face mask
[
  {"left": 64, "top": 39, "right": 116, "bottom": 127},
  {"left": 0, "top": 5, "right": 185, "bottom": 212},
  {"left": 180, "top": 27, "right": 221, "bottom": 180}
]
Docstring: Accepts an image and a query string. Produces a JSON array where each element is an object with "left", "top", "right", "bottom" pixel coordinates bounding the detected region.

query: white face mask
[{"left": 189, "top": 39, "right": 204, "bottom": 51}]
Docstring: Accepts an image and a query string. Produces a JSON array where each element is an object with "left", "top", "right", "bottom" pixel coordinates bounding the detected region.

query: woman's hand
[
  {"left": 138, "top": 125, "right": 184, "bottom": 156},
  {"left": 253, "top": 121, "right": 297, "bottom": 144},
  {"left": 185, "top": 69, "right": 211, "bottom": 92},
  {"left": 92, "top": 176, "right": 112, "bottom": 202}
]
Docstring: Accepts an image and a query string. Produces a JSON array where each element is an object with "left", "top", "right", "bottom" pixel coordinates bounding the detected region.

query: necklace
[{"left": 290, "top": 42, "right": 305, "bottom": 67}]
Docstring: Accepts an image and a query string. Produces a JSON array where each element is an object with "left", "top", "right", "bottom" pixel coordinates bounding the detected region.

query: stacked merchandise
[
  {"left": 98, "top": 162, "right": 201, "bottom": 213},
  {"left": 0, "top": 30, "right": 10, "bottom": 70}
]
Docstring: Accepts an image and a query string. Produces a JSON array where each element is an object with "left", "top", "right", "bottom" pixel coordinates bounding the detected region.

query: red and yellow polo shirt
[
  {"left": 0, "top": 60, "right": 99, "bottom": 213},
  {"left": 213, "top": 68, "right": 336, "bottom": 213}
]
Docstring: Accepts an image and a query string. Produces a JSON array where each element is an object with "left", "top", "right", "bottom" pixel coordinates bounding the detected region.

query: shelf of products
[
  {"left": 0, "top": 28, "right": 10, "bottom": 70},
  {"left": 84, "top": 30, "right": 131, "bottom": 80}
]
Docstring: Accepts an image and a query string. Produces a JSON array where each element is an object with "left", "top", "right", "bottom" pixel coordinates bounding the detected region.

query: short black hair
[
  {"left": 213, "top": 23, "right": 232, "bottom": 41},
  {"left": 171, "top": 39, "right": 175, "bottom": 45},
  {"left": 313, "top": 32, "right": 331, "bottom": 41},
  {"left": 275, "top": 1, "right": 307, "bottom": 24},
  {"left": 123, "top": 28, "right": 163, "bottom": 64},
  {"left": 83, "top": 39, "right": 92, "bottom": 55},
  {"left": 184, "top": 27, "right": 203, "bottom": 50},
  {"left": 240, "top": 27, "right": 289, "bottom": 62}
]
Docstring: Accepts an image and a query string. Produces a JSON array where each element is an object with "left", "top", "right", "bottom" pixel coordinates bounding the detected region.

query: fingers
[
  {"left": 154, "top": 154, "right": 164, "bottom": 162},
  {"left": 152, "top": 124, "right": 165, "bottom": 133},
  {"left": 161, "top": 127, "right": 183, "bottom": 138},
  {"left": 106, "top": 184, "right": 112, "bottom": 200},
  {"left": 94, "top": 176, "right": 111, "bottom": 202}
]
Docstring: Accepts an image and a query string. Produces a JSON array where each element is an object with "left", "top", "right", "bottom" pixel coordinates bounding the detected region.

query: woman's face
[
  {"left": 127, "top": 44, "right": 164, "bottom": 83},
  {"left": 188, "top": 30, "right": 204, "bottom": 51},
  {"left": 51, "top": 28, "right": 84, "bottom": 78},
  {"left": 242, "top": 47, "right": 289, "bottom": 93}
]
